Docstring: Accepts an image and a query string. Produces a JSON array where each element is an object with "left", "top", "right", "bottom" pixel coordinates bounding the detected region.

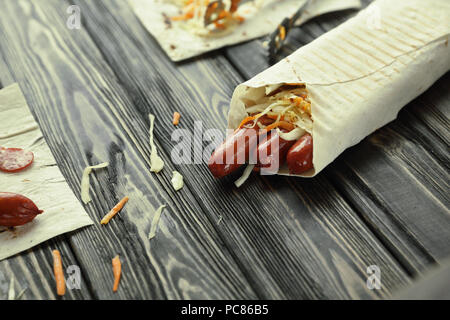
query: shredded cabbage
[
  {"left": 81, "top": 162, "right": 109, "bottom": 204},
  {"left": 149, "top": 114, "right": 164, "bottom": 173},
  {"left": 171, "top": 171, "right": 184, "bottom": 191},
  {"left": 242, "top": 84, "right": 312, "bottom": 133},
  {"left": 148, "top": 205, "right": 166, "bottom": 240},
  {"left": 7, "top": 277, "right": 26, "bottom": 300},
  {"left": 278, "top": 127, "right": 305, "bottom": 141},
  {"left": 8, "top": 278, "right": 15, "bottom": 300},
  {"left": 15, "top": 287, "right": 27, "bottom": 300},
  {"left": 234, "top": 164, "right": 255, "bottom": 188}
]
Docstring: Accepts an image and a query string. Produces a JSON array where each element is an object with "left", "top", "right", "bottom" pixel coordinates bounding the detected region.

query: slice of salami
[{"left": 0, "top": 147, "right": 34, "bottom": 173}]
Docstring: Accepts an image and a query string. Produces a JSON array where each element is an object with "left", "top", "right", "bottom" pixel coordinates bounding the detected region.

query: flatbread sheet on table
[
  {"left": 0, "top": 84, "right": 93, "bottom": 261},
  {"left": 227, "top": 0, "right": 450, "bottom": 177},
  {"left": 129, "top": 0, "right": 361, "bottom": 61}
]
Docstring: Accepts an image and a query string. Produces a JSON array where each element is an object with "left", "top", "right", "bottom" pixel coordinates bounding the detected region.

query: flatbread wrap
[
  {"left": 129, "top": 0, "right": 361, "bottom": 61},
  {"left": 209, "top": 0, "right": 450, "bottom": 180}
]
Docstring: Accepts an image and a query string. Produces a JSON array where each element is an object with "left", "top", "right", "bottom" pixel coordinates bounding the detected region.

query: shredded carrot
[
  {"left": 279, "top": 25, "right": 286, "bottom": 41},
  {"left": 265, "top": 121, "right": 295, "bottom": 132},
  {"left": 172, "top": 112, "right": 181, "bottom": 126},
  {"left": 171, "top": 3, "right": 195, "bottom": 21},
  {"left": 291, "top": 96, "right": 311, "bottom": 113},
  {"left": 214, "top": 21, "right": 226, "bottom": 29},
  {"left": 265, "top": 114, "right": 285, "bottom": 121},
  {"left": 235, "top": 15, "right": 245, "bottom": 23},
  {"left": 171, "top": 12, "right": 194, "bottom": 21},
  {"left": 238, "top": 114, "right": 296, "bottom": 131},
  {"left": 291, "top": 96, "right": 303, "bottom": 106},
  {"left": 217, "top": 10, "right": 230, "bottom": 20},
  {"left": 238, "top": 114, "right": 294, "bottom": 132},
  {"left": 101, "top": 196, "right": 129, "bottom": 225},
  {"left": 112, "top": 255, "right": 122, "bottom": 292},
  {"left": 172, "top": 0, "right": 241, "bottom": 24},
  {"left": 52, "top": 250, "right": 66, "bottom": 296},
  {"left": 238, "top": 116, "right": 257, "bottom": 129}
]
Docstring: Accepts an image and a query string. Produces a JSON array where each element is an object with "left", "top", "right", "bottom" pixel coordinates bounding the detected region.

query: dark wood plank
[
  {"left": 410, "top": 73, "right": 450, "bottom": 153},
  {"left": 0, "top": 0, "right": 257, "bottom": 300},
  {"left": 0, "top": 235, "right": 94, "bottom": 300},
  {"left": 225, "top": 3, "right": 450, "bottom": 276},
  {"left": 74, "top": 0, "right": 413, "bottom": 299},
  {"left": 328, "top": 99, "right": 450, "bottom": 273}
]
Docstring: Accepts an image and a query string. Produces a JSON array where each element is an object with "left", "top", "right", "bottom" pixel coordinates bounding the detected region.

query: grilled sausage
[
  {"left": 286, "top": 133, "right": 313, "bottom": 174},
  {"left": 208, "top": 128, "right": 260, "bottom": 178},
  {"left": 254, "top": 131, "right": 295, "bottom": 174},
  {"left": 0, "top": 192, "right": 43, "bottom": 227}
]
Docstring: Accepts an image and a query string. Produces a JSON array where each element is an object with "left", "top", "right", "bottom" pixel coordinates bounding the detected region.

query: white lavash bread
[
  {"left": 129, "top": 0, "right": 361, "bottom": 61},
  {"left": 0, "top": 84, "right": 93, "bottom": 261},
  {"left": 228, "top": 0, "right": 450, "bottom": 177}
]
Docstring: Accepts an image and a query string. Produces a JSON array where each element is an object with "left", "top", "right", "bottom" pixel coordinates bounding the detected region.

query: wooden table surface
[{"left": 0, "top": 0, "right": 449, "bottom": 300}]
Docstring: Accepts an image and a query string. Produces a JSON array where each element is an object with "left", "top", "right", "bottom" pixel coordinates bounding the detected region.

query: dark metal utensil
[{"left": 267, "top": 0, "right": 313, "bottom": 63}]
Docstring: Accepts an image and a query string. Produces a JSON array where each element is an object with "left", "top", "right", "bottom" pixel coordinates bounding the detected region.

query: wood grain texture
[
  {"left": 72, "top": 0, "right": 413, "bottom": 299},
  {"left": 225, "top": 1, "right": 450, "bottom": 277},
  {"left": 0, "top": 0, "right": 256, "bottom": 300}
]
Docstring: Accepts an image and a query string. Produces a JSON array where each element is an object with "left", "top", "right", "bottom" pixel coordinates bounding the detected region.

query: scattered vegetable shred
[
  {"left": 278, "top": 127, "right": 305, "bottom": 141},
  {"left": 112, "top": 255, "right": 121, "bottom": 292},
  {"left": 172, "top": 112, "right": 181, "bottom": 126},
  {"left": 52, "top": 250, "right": 66, "bottom": 296},
  {"left": 234, "top": 164, "right": 255, "bottom": 188},
  {"left": 101, "top": 196, "right": 129, "bottom": 225},
  {"left": 7, "top": 278, "right": 15, "bottom": 300},
  {"left": 15, "top": 287, "right": 27, "bottom": 300},
  {"left": 7, "top": 278, "right": 26, "bottom": 300},
  {"left": 149, "top": 114, "right": 164, "bottom": 173},
  {"left": 80, "top": 162, "right": 109, "bottom": 204},
  {"left": 148, "top": 205, "right": 166, "bottom": 239},
  {"left": 171, "top": 171, "right": 184, "bottom": 191}
]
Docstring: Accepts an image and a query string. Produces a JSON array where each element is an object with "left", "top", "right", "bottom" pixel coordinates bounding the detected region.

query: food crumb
[
  {"left": 148, "top": 205, "right": 166, "bottom": 239},
  {"left": 172, "top": 112, "right": 181, "bottom": 125},
  {"left": 171, "top": 171, "right": 184, "bottom": 191},
  {"left": 162, "top": 13, "right": 172, "bottom": 29}
]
